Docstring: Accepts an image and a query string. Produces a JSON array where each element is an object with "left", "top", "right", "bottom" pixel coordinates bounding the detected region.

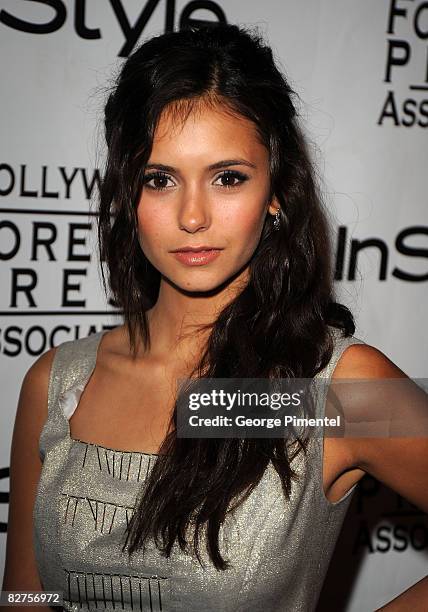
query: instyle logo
[
  {"left": 335, "top": 225, "right": 428, "bottom": 282},
  {"left": 0, "top": 0, "right": 227, "bottom": 57}
]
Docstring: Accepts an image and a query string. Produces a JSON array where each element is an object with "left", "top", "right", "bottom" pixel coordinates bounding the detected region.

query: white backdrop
[{"left": 1, "top": 1, "right": 427, "bottom": 610}]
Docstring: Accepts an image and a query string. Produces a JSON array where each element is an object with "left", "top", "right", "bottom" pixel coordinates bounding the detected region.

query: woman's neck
[{"left": 143, "top": 273, "right": 246, "bottom": 362}]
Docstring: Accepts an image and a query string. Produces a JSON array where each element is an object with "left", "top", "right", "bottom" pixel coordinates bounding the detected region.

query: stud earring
[{"left": 273, "top": 208, "right": 281, "bottom": 230}]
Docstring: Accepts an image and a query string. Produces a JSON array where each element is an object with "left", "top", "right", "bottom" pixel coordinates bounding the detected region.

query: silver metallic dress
[{"left": 33, "top": 327, "right": 366, "bottom": 611}]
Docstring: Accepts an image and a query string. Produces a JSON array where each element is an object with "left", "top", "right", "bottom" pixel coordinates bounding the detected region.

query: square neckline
[{"left": 60, "top": 330, "right": 161, "bottom": 458}]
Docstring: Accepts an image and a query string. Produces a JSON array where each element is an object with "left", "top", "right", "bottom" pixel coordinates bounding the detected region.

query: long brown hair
[{"left": 98, "top": 23, "right": 355, "bottom": 570}]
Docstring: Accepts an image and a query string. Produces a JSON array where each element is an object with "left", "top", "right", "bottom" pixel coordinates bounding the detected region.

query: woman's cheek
[
  {"left": 238, "top": 209, "right": 266, "bottom": 247},
  {"left": 137, "top": 208, "right": 164, "bottom": 247},
  {"left": 138, "top": 232, "right": 164, "bottom": 265}
]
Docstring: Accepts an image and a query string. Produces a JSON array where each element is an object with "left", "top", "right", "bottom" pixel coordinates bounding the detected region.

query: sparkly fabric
[{"left": 33, "top": 327, "right": 366, "bottom": 611}]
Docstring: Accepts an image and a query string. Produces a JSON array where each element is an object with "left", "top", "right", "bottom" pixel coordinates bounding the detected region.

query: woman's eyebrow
[{"left": 145, "top": 159, "right": 257, "bottom": 172}]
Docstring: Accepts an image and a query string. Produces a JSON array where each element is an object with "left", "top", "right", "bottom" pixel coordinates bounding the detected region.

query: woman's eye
[
  {"left": 142, "top": 171, "right": 174, "bottom": 191},
  {"left": 214, "top": 170, "right": 249, "bottom": 189},
  {"left": 142, "top": 169, "right": 249, "bottom": 192}
]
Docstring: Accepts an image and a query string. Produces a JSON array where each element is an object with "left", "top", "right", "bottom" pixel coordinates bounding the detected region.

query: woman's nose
[{"left": 177, "top": 188, "right": 211, "bottom": 233}]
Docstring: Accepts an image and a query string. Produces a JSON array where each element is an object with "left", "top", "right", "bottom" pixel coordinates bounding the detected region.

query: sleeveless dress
[{"left": 32, "top": 326, "right": 367, "bottom": 611}]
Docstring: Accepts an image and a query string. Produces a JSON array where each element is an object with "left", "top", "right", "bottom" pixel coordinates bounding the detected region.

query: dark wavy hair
[{"left": 97, "top": 22, "right": 355, "bottom": 570}]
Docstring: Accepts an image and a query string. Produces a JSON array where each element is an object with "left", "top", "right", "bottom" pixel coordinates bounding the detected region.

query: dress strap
[
  {"left": 311, "top": 326, "right": 368, "bottom": 423},
  {"left": 47, "top": 331, "right": 105, "bottom": 413},
  {"left": 315, "top": 326, "right": 367, "bottom": 380},
  {"left": 39, "top": 331, "right": 105, "bottom": 460}
]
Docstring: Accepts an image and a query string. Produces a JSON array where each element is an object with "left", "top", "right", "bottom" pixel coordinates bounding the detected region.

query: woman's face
[{"left": 136, "top": 101, "right": 279, "bottom": 294}]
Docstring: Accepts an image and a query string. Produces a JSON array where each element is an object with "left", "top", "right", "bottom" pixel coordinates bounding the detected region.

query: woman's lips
[{"left": 172, "top": 249, "right": 222, "bottom": 266}]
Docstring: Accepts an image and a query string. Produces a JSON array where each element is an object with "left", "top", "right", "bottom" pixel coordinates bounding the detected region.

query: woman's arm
[
  {"left": 335, "top": 344, "right": 428, "bottom": 611},
  {"left": 1, "top": 348, "right": 56, "bottom": 607}
]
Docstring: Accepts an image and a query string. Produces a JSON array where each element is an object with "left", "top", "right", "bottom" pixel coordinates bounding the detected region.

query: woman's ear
[{"left": 267, "top": 196, "right": 280, "bottom": 216}]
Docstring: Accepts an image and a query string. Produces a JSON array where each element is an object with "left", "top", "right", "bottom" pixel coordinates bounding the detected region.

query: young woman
[{"left": 3, "top": 23, "right": 427, "bottom": 612}]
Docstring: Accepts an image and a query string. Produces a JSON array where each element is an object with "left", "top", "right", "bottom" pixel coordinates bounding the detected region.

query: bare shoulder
[
  {"left": 21, "top": 345, "right": 58, "bottom": 402},
  {"left": 104, "top": 323, "right": 129, "bottom": 346},
  {"left": 332, "top": 341, "right": 407, "bottom": 380},
  {"left": 14, "top": 346, "right": 59, "bottom": 450}
]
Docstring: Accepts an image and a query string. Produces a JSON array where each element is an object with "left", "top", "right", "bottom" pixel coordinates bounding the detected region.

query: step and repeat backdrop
[{"left": 0, "top": 1, "right": 427, "bottom": 609}]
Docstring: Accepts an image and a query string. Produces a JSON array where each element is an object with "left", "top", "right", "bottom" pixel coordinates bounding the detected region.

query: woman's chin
[{"left": 164, "top": 272, "right": 235, "bottom": 296}]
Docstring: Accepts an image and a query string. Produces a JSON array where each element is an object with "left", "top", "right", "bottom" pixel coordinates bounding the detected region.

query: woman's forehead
[{"left": 151, "top": 101, "right": 263, "bottom": 159}]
